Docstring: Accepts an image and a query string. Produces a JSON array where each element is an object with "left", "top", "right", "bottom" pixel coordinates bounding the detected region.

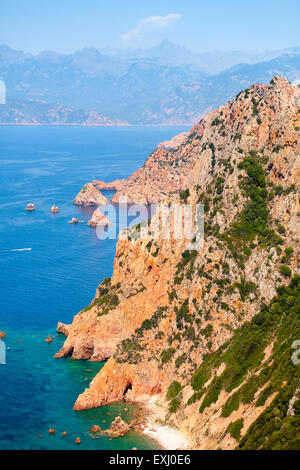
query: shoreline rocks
[
  {"left": 73, "top": 183, "right": 109, "bottom": 206},
  {"left": 57, "top": 322, "right": 71, "bottom": 337},
  {"left": 90, "top": 425, "right": 101, "bottom": 433},
  {"left": 103, "top": 417, "right": 131, "bottom": 438},
  {"left": 87, "top": 207, "right": 112, "bottom": 227}
]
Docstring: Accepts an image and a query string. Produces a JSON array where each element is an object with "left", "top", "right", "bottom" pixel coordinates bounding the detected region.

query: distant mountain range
[{"left": 0, "top": 42, "right": 299, "bottom": 125}]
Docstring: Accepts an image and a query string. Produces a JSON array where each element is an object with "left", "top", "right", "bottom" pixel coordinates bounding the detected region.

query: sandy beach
[
  {"left": 143, "top": 424, "right": 190, "bottom": 450},
  {"left": 140, "top": 396, "right": 191, "bottom": 450}
]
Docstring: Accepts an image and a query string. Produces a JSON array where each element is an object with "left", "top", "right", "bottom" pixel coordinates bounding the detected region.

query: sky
[{"left": 0, "top": 0, "right": 300, "bottom": 54}]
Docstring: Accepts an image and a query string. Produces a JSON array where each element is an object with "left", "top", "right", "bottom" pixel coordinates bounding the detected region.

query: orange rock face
[
  {"left": 111, "top": 144, "right": 198, "bottom": 204},
  {"left": 58, "top": 76, "right": 300, "bottom": 448},
  {"left": 92, "top": 179, "right": 127, "bottom": 192},
  {"left": 56, "top": 322, "right": 70, "bottom": 337}
]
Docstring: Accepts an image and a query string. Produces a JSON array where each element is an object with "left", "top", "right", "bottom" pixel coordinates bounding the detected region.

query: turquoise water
[{"left": 0, "top": 125, "right": 187, "bottom": 450}]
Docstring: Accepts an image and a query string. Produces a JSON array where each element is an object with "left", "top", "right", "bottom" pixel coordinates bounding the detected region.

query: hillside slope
[{"left": 57, "top": 76, "right": 300, "bottom": 449}]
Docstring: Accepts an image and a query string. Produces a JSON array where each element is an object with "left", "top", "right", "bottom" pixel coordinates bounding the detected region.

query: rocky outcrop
[
  {"left": 49, "top": 205, "right": 59, "bottom": 213},
  {"left": 59, "top": 76, "right": 300, "bottom": 449},
  {"left": 87, "top": 208, "right": 112, "bottom": 227},
  {"left": 68, "top": 217, "right": 84, "bottom": 224},
  {"left": 92, "top": 179, "right": 127, "bottom": 192},
  {"left": 73, "top": 183, "right": 109, "bottom": 206},
  {"left": 102, "top": 416, "right": 131, "bottom": 438},
  {"left": 90, "top": 425, "right": 101, "bottom": 433},
  {"left": 57, "top": 322, "right": 70, "bottom": 337},
  {"left": 157, "top": 131, "right": 189, "bottom": 150}
]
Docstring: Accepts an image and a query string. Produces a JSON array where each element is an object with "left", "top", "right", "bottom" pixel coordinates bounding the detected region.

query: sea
[{"left": 0, "top": 125, "right": 188, "bottom": 450}]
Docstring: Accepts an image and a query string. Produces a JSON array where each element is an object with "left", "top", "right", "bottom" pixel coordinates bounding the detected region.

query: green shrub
[
  {"left": 277, "top": 224, "right": 286, "bottom": 234},
  {"left": 180, "top": 189, "right": 190, "bottom": 203},
  {"left": 227, "top": 419, "right": 244, "bottom": 441},
  {"left": 200, "top": 324, "right": 213, "bottom": 338},
  {"left": 169, "top": 397, "right": 181, "bottom": 413},
  {"left": 166, "top": 381, "right": 182, "bottom": 401},
  {"left": 161, "top": 348, "right": 176, "bottom": 364},
  {"left": 280, "top": 265, "right": 292, "bottom": 278}
]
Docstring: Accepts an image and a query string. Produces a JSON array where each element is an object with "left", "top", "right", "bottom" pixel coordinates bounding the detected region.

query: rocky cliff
[
  {"left": 157, "top": 131, "right": 189, "bottom": 150},
  {"left": 58, "top": 76, "right": 300, "bottom": 449}
]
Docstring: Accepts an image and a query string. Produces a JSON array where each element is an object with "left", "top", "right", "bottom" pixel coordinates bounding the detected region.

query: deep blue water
[{"left": 0, "top": 125, "right": 187, "bottom": 450}]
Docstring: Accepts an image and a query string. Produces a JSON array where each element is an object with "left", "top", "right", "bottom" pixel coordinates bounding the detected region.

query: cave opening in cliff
[{"left": 122, "top": 382, "right": 132, "bottom": 397}]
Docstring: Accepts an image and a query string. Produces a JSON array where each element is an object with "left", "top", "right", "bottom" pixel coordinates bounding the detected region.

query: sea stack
[
  {"left": 73, "top": 183, "right": 109, "bottom": 206},
  {"left": 103, "top": 417, "right": 131, "bottom": 438},
  {"left": 25, "top": 203, "right": 35, "bottom": 211},
  {"left": 50, "top": 205, "right": 59, "bottom": 213},
  {"left": 68, "top": 217, "right": 79, "bottom": 224},
  {"left": 87, "top": 207, "right": 112, "bottom": 227}
]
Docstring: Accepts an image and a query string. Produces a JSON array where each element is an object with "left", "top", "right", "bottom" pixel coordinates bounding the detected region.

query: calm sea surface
[{"left": 0, "top": 125, "right": 188, "bottom": 450}]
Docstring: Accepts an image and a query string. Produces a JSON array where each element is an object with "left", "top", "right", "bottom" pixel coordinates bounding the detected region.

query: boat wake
[{"left": 0, "top": 248, "right": 32, "bottom": 252}]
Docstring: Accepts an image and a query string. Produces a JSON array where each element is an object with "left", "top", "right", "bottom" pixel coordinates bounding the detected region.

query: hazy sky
[{"left": 1, "top": 0, "right": 299, "bottom": 54}]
